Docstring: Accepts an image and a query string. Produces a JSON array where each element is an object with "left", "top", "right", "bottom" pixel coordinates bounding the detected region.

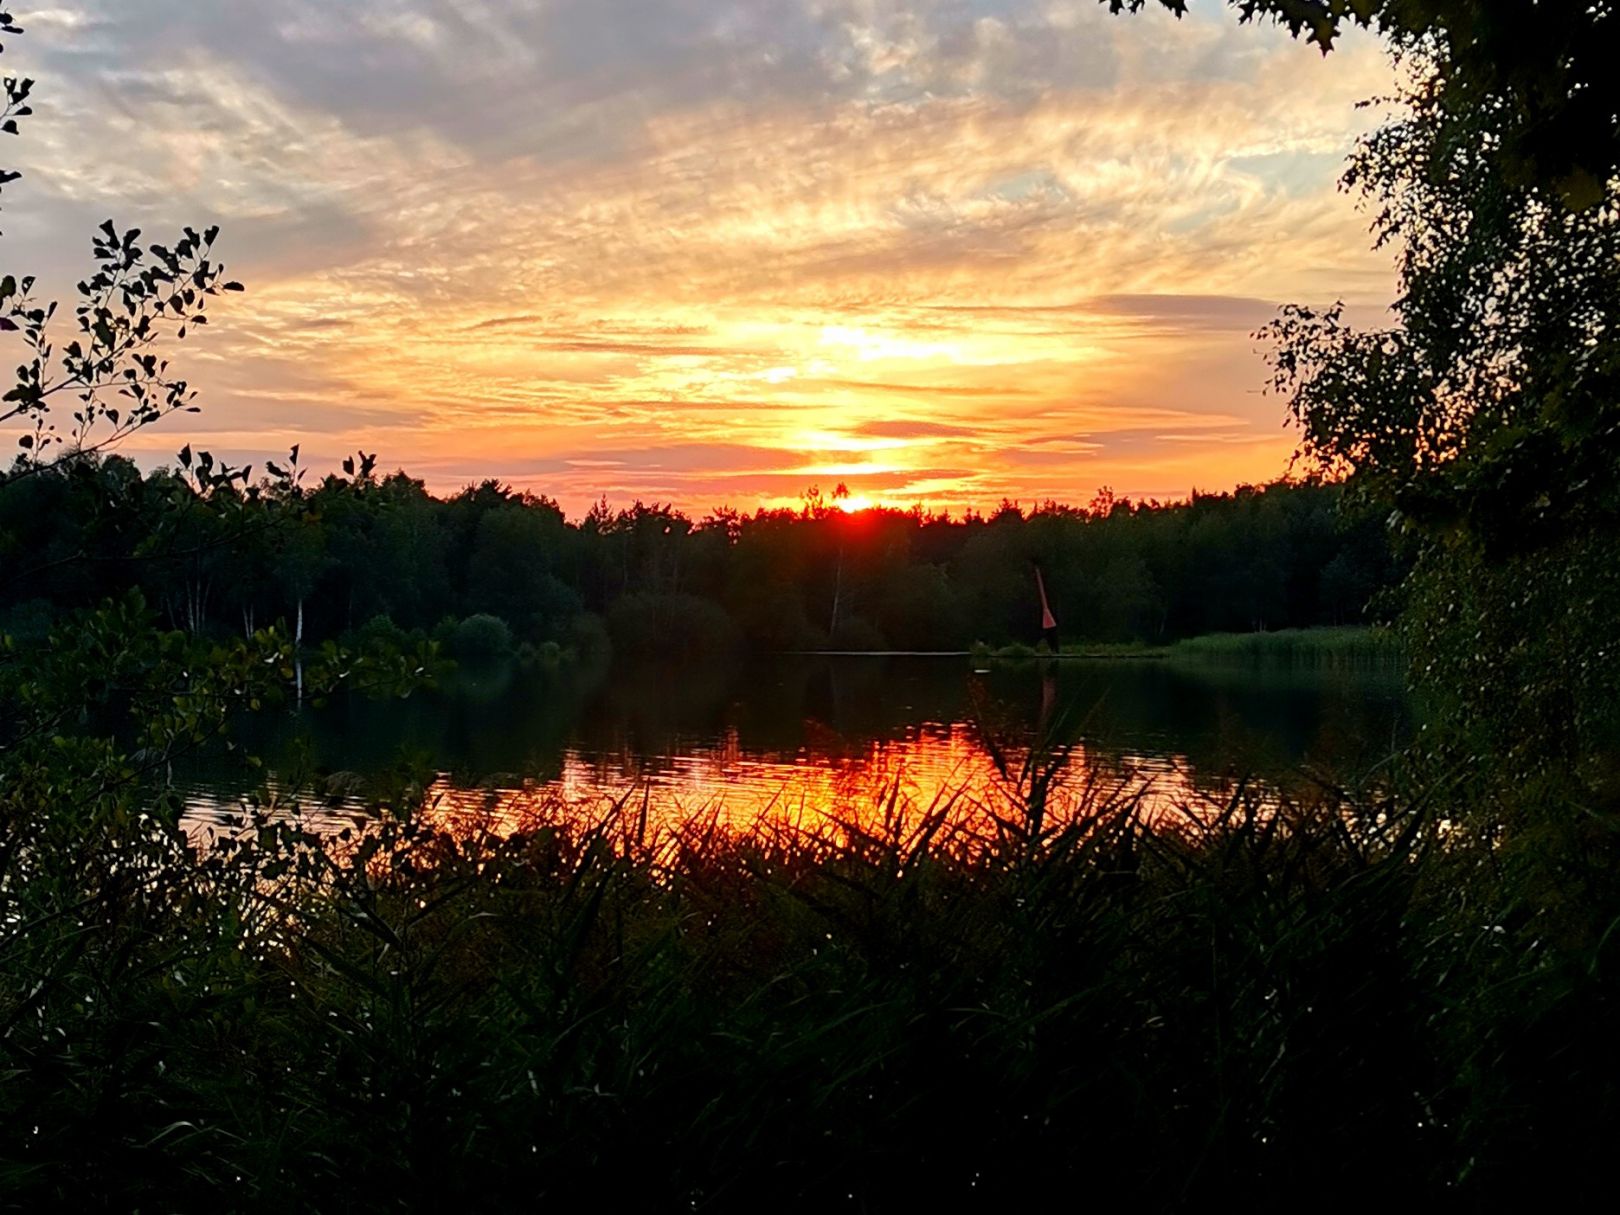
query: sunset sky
[{"left": 8, "top": 1, "right": 1397, "bottom": 517}]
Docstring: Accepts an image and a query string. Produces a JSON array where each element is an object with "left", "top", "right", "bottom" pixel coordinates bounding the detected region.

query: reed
[
  {"left": 2, "top": 748, "right": 1612, "bottom": 1208},
  {"left": 1167, "top": 625, "right": 1405, "bottom": 672}
]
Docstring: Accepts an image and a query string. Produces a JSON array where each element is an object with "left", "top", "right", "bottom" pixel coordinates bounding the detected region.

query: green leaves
[
  {"left": 1228, "top": 0, "right": 1620, "bottom": 828},
  {"left": 0, "top": 16, "right": 244, "bottom": 482},
  {"left": 1, "top": 218, "right": 243, "bottom": 478},
  {"left": 1111, "top": 2, "right": 1620, "bottom": 209}
]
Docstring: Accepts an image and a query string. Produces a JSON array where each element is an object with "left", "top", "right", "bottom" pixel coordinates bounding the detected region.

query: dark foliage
[{"left": 1, "top": 463, "right": 1401, "bottom": 655}]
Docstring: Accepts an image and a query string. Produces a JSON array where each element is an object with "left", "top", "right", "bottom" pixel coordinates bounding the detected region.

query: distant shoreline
[
  {"left": 780, "top": 626, "right": 1402, "bottom": 671},
  {"left": 786, "top": 648, "right": 1168, "bottom": 660}
]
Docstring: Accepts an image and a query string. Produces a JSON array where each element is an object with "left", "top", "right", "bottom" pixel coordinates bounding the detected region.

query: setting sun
[{"left": 4, "top": 1, "right": 1394, "bottom": 515}]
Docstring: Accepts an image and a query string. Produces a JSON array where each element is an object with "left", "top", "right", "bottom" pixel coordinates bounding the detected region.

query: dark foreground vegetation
[
  {"left": 4, "top": 1, "right": 1620, "bottom": 1209},
  {"left": 6, "top": 744, "right": 1617, "bottom": 1209}
]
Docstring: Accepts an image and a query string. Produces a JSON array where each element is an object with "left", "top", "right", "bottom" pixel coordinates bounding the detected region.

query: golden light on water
[{"left": 183, "top": 723, "right": 1246, "bottom": 853}]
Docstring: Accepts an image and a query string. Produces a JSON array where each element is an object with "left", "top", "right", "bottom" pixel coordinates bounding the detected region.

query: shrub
[
  {"left": 450, "top": 612, "right": 514, "bottom": 657},
  {"left": 517, "top": 639, "right": 564, "bottom": 669},
  {"left": 351, "top": 613, "right": 410, "bottom": 652}
]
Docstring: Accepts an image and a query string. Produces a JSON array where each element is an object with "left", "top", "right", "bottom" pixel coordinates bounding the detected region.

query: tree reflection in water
[{"left": 177, "top": 655, "right": 1412, "bottom": 845}]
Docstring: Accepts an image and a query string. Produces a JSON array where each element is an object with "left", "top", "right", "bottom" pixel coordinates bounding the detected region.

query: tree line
[{"left": 1, "top": 456, "right": 1399, "bottom": 658}]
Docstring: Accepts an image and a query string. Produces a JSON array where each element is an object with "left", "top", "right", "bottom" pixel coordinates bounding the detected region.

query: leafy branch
[
  {"left": 0, "top": 12, "right": 243, "bottom": 481},
  {"left": 1, "top": 224, "right": 244, "bottom": 474}
]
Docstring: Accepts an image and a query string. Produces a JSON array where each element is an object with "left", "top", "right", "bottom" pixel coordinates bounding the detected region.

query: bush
[
  {"left": 516, "top": 639, "right": 564, "bottom": 669},
  {"left": 450, "top": 612, "right": 514, "bottom": 657},
  {"left": 350, "top": 613, "right": 411, "bottom": 652},
  {"left": 430, "top": 615, "right": 459, "bottom": 647}
]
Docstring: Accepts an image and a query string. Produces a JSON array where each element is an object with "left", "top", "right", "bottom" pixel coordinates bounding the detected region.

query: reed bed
[
  {"left": 1167, "top": 625, "right": 1405, "bottom": 673},
  {"left": 3, "top": 755, "right": 1615, "bottom": 1209}
]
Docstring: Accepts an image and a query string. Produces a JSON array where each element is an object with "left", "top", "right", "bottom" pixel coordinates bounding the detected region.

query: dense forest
[{"left": 0, "top": 457, "right": 1398, "bottom": 657}]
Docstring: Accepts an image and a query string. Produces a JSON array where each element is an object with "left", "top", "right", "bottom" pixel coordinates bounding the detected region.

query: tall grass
[
  {"left": 1168, "top": 625, "right": 1404, "bottom": 673},
  {"left": 970, "top": 638, "right": 1167, "bottom": 662},
  {"left": 3, "top": 744, "right": 1614, "bottom": 1207}
]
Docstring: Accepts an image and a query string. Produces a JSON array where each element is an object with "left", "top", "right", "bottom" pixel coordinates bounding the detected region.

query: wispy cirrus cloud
[{"left": 3, "top": 1, "right": 1396, "bottom": 513}]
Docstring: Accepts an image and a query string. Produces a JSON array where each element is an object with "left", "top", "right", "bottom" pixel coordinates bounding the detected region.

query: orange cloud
[{"left": 8, "top": 1, "right": 1397, "bottom": 516}]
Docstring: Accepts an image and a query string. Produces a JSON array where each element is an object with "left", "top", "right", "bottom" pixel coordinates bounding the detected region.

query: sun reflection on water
[
  {"left": 177, "top": 655, "right": 1408, "bottom": 851},
  {"left": 183, "top": 722, "right": 1239, "bottom": 848}
]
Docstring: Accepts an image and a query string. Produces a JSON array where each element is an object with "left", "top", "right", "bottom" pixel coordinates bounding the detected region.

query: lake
[{"left": 177, "top": 653, "right": 1414, "bottom": 843}]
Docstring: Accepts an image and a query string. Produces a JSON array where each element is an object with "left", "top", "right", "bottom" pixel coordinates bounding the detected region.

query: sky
[{"left": 5, "top": 1, "right": 1398, "bottom": 518}]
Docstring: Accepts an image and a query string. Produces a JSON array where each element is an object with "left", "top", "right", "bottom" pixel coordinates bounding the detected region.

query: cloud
[
  {"left": 2, "top": 0, "right": 1396, "bottom": 516},
  {"left": 1082, "top": 294, "right": 1282, "bottom": 331},
  {"left": 852, "top": 419, "right": 983, "bottom": 439}
]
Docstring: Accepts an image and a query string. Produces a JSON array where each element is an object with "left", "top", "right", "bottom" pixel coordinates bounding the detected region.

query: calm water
[{"left": 178, "top": 654, "right": 1413, "bottom": 840}]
